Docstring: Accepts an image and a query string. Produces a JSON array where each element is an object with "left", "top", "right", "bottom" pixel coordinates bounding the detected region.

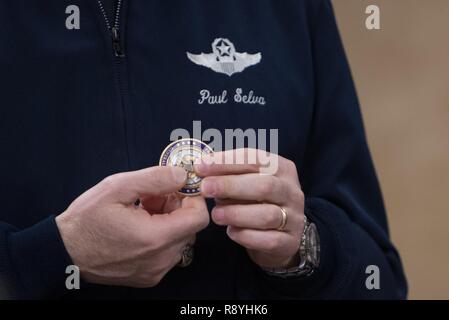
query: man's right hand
[{"left": 55, "top": 166, "right": 210, "bottom": 288}]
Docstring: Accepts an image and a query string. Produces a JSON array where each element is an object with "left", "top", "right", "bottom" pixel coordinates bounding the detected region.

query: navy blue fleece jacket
[{"left": 0, "top": 0, "right": 407, "bottom": 299}]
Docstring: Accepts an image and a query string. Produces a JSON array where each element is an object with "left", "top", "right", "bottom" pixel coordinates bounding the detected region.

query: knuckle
[
  {"left": 102, "top": 172, "right": 128, "bottom": 196},
  {"left": 257, "top": 177, "right": 276, "bottom": 199},
  {"left": 101, "top": 174, "right": 120, "bottom": 191},
  {"left": 284, "top": 159, "right": 297, "bottom": 173},
  {"left": 266, "top": 206, "right": 280, "bottom": 227},
  {"left": 217, "top": 178, "right": 230, "bottom": 195},
  {"left": 198, "top": 211, "right": 210, "bottom": 229},
  {"left": 297, "top": 188, "right": 305, "bottom": 202},
  {"left": 226, "top": 207, "right": 240, "bottom": 224},
  {"left": 189, "top": 209, "right": 210, "bottom": 232},
  {"left": 289, "top": 186, "right": 304, "bottom": 204},
  {"left": 148, "top": 167, "right": 165, "bottom": 185}
]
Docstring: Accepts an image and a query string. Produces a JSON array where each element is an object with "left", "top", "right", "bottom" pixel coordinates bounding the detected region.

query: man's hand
[
  {"left": 56, "top": 166, "right": 209, "bottom": 288},
  {"left": 195, "top": 149, "right": 304, "bottom": 270}
]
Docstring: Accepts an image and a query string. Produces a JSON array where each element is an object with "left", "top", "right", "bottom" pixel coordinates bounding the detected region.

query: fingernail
[
  {"left": 201, "top": 179, "right": 215, "bottom": 197},
  {"left": 172, "top": 167, "right": 187, "bottom": 185},
  {"left": 212, "top": 208, "right": 224, "bottom": 222}
]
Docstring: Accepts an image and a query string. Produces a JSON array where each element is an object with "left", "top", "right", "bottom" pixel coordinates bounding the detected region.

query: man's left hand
[{"left": 195, "top": 149, "right": 305, "bottom": 269}]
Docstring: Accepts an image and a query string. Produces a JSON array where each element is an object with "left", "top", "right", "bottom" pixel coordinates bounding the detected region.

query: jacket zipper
[
  {"left": 97, "top": 0, "right": 132, "bottom": 170},
  {"left": 97, "top": 0, "right": 125, "bottom": 57}
]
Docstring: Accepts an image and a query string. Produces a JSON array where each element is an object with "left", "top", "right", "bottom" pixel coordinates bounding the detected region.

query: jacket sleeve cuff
[{"left": 7, "top": 215, "right": 74, "bottom": 298}]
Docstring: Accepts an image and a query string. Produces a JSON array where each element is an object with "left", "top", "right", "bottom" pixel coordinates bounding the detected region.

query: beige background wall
[{"left": 332, "top": 0, "right": 449, "bottom": 299}]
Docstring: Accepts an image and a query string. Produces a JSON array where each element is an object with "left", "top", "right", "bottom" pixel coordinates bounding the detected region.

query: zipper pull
[{"left": 112, "top": 27, "right": 125, "bottom": 58}]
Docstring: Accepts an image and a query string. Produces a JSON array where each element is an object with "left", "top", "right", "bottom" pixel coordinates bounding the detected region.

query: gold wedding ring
[{"left": 277, "top": 207, "right": 288, "bottom": 231}]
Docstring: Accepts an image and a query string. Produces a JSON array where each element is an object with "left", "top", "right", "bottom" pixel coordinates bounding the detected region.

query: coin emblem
[{"left": 159, "top": 139, "right": 213, "bottom": 196}]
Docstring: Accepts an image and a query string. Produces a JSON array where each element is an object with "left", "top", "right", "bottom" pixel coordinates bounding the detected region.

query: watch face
[{"left": 306, "top": 223, "right": 320, "bottom": 268}]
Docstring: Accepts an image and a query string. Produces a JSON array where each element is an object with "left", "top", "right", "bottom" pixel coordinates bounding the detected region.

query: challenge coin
[{"left": 159, "top": 138, "right": 213, "bottom": 196}]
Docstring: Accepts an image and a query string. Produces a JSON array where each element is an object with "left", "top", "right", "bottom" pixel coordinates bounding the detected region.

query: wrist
[
  {"left": 55, "top": 212, "right": 85, "bottom": 270},
  {"left": 263, "top": 214, "right": 320, "bottom": 278},
  {"left": 279, "top": 251, "right": 301, "bottom": 269}
]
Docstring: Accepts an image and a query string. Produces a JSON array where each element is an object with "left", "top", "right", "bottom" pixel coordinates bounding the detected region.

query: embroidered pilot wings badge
[{"left": 187, "top": 38, "right": 262, "bottom": 76}]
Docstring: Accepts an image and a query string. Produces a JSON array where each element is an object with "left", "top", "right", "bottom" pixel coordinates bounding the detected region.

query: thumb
[
  {"left": 155, "top": 196, "right": 210, "bottom": 242},
  {"left": 103, "top": 166, "right": 187, "bottom": 204}
]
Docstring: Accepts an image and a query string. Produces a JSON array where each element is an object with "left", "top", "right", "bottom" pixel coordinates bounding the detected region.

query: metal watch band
[{"left": 263, "top": 214, "right": 317, "bottom": 279}]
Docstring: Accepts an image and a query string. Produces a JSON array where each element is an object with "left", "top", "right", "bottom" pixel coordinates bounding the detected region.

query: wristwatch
[{"left": 264, "top": 215, "right": 320, "bottom": 279}]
